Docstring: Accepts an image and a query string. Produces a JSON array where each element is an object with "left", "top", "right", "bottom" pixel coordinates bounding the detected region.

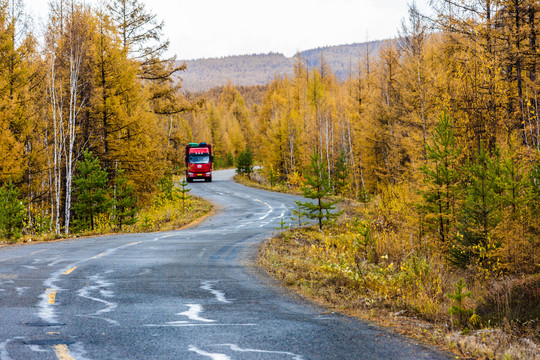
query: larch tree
[
  {"left": 106, "top": 0, "right": 186, "bottom": 116},
  {"left": 0, "top": 0, "right": 30, "bottom": 184}
]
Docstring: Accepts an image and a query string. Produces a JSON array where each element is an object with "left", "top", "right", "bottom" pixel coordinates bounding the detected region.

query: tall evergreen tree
[
  {"left": 112, "top": 167, "right": 138, "bottom": 229},
  {"left": 72, "top": 151, "right": 111, "bottom": 231},
  {"left": 0, "top": 179, "right": 26, "bottom": 241},
  {"left": 106, "top": 0, "right": 186, "bottom": 115},
  {"left": 178, "top": 178, "right": 191, "bottom": 214},
  {"left": 236, "top": 147, "right": 254, "bottom": 176},
  {"left": 449, "top": 144, "right": 501, "bottom": 268},
  {"left": 333, "top": 149, "right": 349, "bottom": 195},
  {"left": 420, "top": 111, "right": 461, "bottom": 248}
]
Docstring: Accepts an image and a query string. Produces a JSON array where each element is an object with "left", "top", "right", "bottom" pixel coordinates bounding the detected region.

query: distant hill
[
  {"left": 300, "top": 41, "right": 382, "bottom": 80},
  {"left": 176, "top": 41, "right": 383, "bottom": 93}
]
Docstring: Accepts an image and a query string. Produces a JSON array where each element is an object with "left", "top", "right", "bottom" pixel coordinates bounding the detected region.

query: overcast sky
[{"left": 24, "top": 0, "right": 431, "bottom": 60}]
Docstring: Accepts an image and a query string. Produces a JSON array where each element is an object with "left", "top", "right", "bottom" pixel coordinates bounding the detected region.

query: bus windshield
[{"left": 189, "top": 155, "right": 210, "bottom": 164}]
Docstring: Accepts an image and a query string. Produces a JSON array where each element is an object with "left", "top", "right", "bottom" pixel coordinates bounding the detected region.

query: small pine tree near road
[
  {"left": 299, "top": 150, "right": 340, "bottom": 230},
  {"left": 73, "top": 151, "right": 111, "bottom": 231},
  {"left": 0, "top": 180, "right": 27, "bottom": 242},
  {"left": 290, "top": 200, "right": 309, "bottom": 228},
  {"left": 447, "top": 278, "right": 478, "bottom": 330},
  {"left": 236, "top": 147, "right": 254, "bottom": 176},
  {"left": 113, "top": 168, "right": 138, "bottom": 230},
  {"left": 178, "top": 178, "right": 191, "bottom": 214},
  {"left": 157, "top": 169, "right": 178, "bottom": 204}
]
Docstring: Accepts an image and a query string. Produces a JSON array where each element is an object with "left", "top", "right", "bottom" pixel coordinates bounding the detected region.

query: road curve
[{"left": 0, "top": 169, "right": 452, "bottom": 359}]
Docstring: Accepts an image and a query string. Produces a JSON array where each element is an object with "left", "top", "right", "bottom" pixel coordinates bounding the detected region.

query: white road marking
[
  {"left": 218, "top": 344, "right": 304, "bottom": 359},
  {"left": 37, "top": 239, "right": 146, "bottom": 323},
  {"left": 38, "top": 267, "right": 68, "bottom": 323},
  {"left": 47, "top": 259, "right": 65, "bottom": 267},
  {"left": 0, "top": 339, "right": 13, "bottom": 360},
  {"left": 76, "top": 271, "right": 118, "bottom": 325},
  {"left": 28, "top": 345, "right": 49, "bottom": 353},
  {"left": 22, "top": 265, "right": 38, "bottom": 270},
  {"left": 145, "top": 302, "right": 255, "bottom": 328},
  {"left": 259, "top": 206, "right": 287, "bottom": 228},
  {"left": 177, "top": 304, "right": 215, "bottom": 323},
  {"left": 258, "top": 202, "right": 273, "bottom": 220},
  {"left": 15, "top": 287, "right": 30, "bottom": 296},
  {"left": 201, "top": 281, "right": 231, "bottom": 303},
  {"left": 188, "top": 346, "right": 230, "bottom": 360},
  {"left": 146, "top": 323, "right": 256, "bottom": 327}
]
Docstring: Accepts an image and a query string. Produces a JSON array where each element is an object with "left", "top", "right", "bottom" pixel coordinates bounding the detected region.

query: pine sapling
[
  {"left": 275, "top": 216, "right": 289, "bottom": 231},
  {"left": 290, "top": 201, "right": 309, "bottom": 228},
  {"left": 179, "top": 178, "right": 192, "bottom": 214},
  {"left": 447, "top": 278, "right": 475, "bottom": 329}
]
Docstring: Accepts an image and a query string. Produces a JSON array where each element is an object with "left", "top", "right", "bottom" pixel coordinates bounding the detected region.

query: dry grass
[
  {"left": 258, "top": 227, "right": 540, "bottom": 360},
  {"left": 234, "top": 171, "right": 303, "bottom": 196},
  {"left": 130, "top": 195, "right": 213, "bottom": 233},
  {"left": 6, "top": 195, "right": 214, "bottom": 245}
]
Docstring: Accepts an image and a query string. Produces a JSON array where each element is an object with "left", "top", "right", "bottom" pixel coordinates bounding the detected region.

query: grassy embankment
[
  {"left": 237, "top": 172, "right": 540, "bottom": 360},
  {"left": 2, "top": 178, "right": 213, "bottom": 245}
]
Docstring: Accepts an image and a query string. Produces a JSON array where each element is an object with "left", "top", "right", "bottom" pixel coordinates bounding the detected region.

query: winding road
[{"left": 0, "top": 169, "right": 452, "bottom": 359}]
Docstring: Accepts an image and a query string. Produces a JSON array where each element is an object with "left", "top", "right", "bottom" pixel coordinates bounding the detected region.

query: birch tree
[{"left": 45, "top": 1, "right": 91, "bottom": 233}]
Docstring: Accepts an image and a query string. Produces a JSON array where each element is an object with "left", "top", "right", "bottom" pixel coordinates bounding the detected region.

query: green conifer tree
[
  {"left": 72, "top": 151, "right": 111, "bottom": 231},
  {"left": 420, "top": 111, "right": 461, "bottom": 248},
  {"left": 290, "top": 200, "right": 309, "bottom": 228},
  {"left": 299, "top": 150, "right": 340, "bottom": 230},
  {"left": 178, "top": 178, "right": 191, "bottom": 214},
  {"left": 113, "top": 167, "right": 138, "bottom": 230},
  {"left": 0, "top": 180, "right": 26, "bottom": 241},
  {"left": 156, "top": 169, "right": 178, "bottom": 204},
  {"left": 236, "top": 147, "right": 254, "bottom": 176},
  {"left": 333, "top": 149, "right": 349, "bottom": 196},
  {"left": 449, "top": 144, "right": 501, "bottom": 268}
]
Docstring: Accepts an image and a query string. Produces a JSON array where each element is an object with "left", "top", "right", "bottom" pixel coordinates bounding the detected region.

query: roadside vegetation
[
  {"left": 247, "top": 147, "right": 539, "bottom": 358},
  {"left": 236, "top": 105, "right": 539, "bottom": 358},
  {"left": 0, "top": 149, "right": 212, "bottom": 243}
]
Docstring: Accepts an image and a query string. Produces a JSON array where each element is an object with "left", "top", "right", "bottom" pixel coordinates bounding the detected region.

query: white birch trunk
[
  {"left": 64, "top": 43, "right": 84, "bottom": 234},
  {"left": 48, "top": 60, "right": 64, "bottom": 235}
]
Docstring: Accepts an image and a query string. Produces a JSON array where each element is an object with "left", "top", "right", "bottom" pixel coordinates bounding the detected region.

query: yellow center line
[
  {"left": 91, "top": 252, "right": 107, "bottom": 259},
  {"left": 53, "top": 344, "right": 75, "bottom": 360},
  {"left": 63, "top": 267, "right": 77, "bottom": 275},
  {"left": 48, "top": 289, "right": 57, "bottom": 304}
]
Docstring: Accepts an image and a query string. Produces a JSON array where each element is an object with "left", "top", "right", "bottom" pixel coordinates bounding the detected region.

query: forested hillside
[
  {"left": 178, "top": 53, "right": 292, "bottom": 92},
  {"left": 177, "top": 41, "right": 382, "bottom": 92},
  {"left": 299, "top": 41, "right": 382, "bottom": 80}
]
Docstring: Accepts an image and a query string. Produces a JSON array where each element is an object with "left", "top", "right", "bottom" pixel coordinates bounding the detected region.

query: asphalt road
[{"left": 0, "top": 169, "right": 452, "bottom": 360}]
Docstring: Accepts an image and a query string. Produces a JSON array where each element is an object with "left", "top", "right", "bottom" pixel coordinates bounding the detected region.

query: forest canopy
[{"left": 0, "top": 0, "right": 538, "bottom": 276}]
